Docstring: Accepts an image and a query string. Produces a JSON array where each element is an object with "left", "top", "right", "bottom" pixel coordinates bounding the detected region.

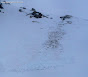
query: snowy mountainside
[
  {"left": 0, "top": 3, "right": 65, "bottom": 71},
  {"left": 0, "top": 1, "right": 88, "bottom": 77}
]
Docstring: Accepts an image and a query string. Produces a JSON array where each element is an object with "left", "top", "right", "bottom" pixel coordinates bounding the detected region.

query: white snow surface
[{"left": 0, "top": 0, "right": 88, "bottom": 77}]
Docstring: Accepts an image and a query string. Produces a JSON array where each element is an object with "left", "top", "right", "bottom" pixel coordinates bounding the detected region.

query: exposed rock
[
  {"left": 19, "top": 9, "right": 23, "bottom": 12},
  {"left": 20, "top": 7, "right": 26, "bottom": 9},
  {"left": 0, "top": 3, "right": 4, "bottom": 9},
  {"left": 60, "top": 15, "right": 72, "bottom": 20},
  {"left": 30, "top": 8, "right": 43, "bottom": 18},
  {"left": 19, "top": 7, "right": 52, "bottom": 19}
]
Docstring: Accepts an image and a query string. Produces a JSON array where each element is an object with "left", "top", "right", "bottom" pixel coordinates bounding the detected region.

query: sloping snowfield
[{"left": 0, "top": 0, "right": 88, "bottom": 77}]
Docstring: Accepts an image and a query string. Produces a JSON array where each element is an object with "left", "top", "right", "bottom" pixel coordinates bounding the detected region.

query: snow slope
[{"left": 0, "top": 0, "right": 88, "bottom": 77}]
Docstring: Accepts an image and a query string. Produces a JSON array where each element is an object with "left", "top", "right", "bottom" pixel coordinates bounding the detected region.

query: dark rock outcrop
[
  {"left": 60, "top": 15, "right": 72, "bottom": 20},
  {"left": 0, "top": 3, "right": 4, "bottom": 9},
  {"left": 30, "top": 8, "right": 43, "bottom": 18}
]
